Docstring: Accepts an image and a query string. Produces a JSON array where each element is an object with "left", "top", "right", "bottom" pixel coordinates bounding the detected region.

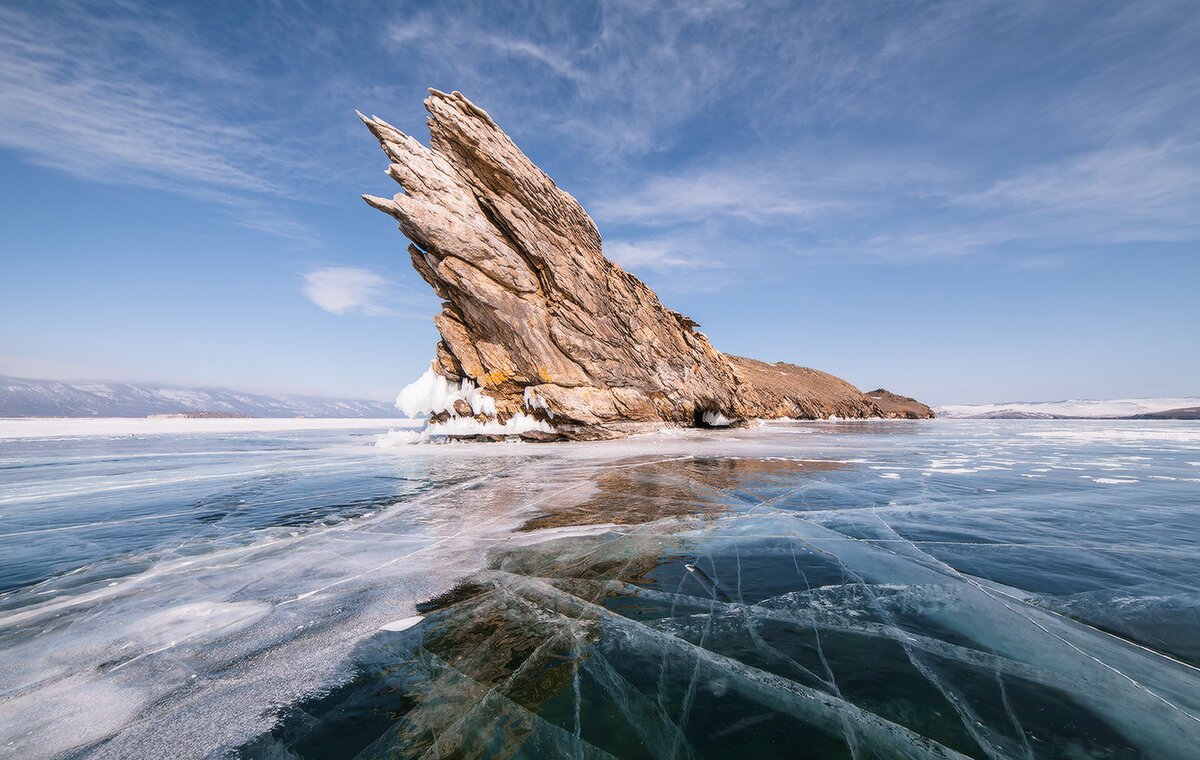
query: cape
[{"left": 361, "top": 90, "right": 932, "bottom": 439}]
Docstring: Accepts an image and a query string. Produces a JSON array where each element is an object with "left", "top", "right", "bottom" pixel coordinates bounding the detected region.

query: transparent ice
[{"left": 2, "top": 420, "right": 1199, "bottom": 758}]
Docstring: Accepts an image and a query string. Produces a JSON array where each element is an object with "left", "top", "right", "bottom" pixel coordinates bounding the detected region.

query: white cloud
[
  {"left": 0, "top": 2, "right": 314, "bottom": 241},
  {"left": 374, "top": 1, "right": 1031, "bottom": 158},
  {"left": 302, "top": 268, "right": 393, "bottom": 316}
]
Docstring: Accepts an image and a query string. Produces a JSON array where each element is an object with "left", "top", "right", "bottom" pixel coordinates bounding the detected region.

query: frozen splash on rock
[
  {"left": 388, "top": 366, "right": 556, "bottom": 444},
  {"left": 523, "top": 386, "right": 554, "bottom": 418},
  {"left": 376, "top": 411, "right": 555, "bottom": 446},
  {"left": 425, "top": 411, "right": 553, "bottom": 438},
  {"left": 395, "top": 366, "right": 498, "bottom": 418}
]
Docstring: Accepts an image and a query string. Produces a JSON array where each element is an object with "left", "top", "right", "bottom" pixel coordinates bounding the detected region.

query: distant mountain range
[
  {"left": 0, "top": 376, "right": 402, "bottom": 418},
  {"left": 937, "top": 397, "right": 1200, "bottom": 420}
]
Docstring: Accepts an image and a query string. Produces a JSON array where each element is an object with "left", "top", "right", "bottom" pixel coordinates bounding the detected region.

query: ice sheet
[
  {"left": 3, "top": 419, "right": 1199, "bottom": 758},
  {"left": 0, "top": 417, "right": 415, "bottom": 439}
]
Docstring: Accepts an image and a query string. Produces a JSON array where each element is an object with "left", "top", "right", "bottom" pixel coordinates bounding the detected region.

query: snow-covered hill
[
  {"left": 937, "top": 397, "right": 1200, "bottom": 419},
  {"left": 0, "top": 376, "right": 402, "bottom": 418}
]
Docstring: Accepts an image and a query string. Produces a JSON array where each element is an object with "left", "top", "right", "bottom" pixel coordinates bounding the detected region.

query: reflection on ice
[{"left": 518, "top": 456, "right": 842, "bottom": 531}]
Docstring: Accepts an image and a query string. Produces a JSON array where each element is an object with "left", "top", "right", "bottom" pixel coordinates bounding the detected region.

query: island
[{"left": 361, "top": 90, "right": 932, "bottom": 440}]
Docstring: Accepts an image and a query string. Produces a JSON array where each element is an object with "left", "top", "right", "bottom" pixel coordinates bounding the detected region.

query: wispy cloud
[
  {"left": 592, "top": 138, "right": 1199, "bottom": 267},
  {"left": 604, "top": 239, "right": 709, "bottom": 272},
  {"left": 375, "top": 1, "right": 1041, "bottom": 159},
  {"left": 302, "top": 267, "right": 396, "bottom": 316},
  {"left": 853, "top": 140, "right": 1200, "bottom": 261},
  {"left": 594, "top": 168, "right": 851, "bottom": 227},
  {"left": 381, "top": 2, "right": 763, "bottom": 156},
  {"left": 4, "top": 0, "right": 1198, "bottom": 271},
  {"left": 0, "top": 1, "right": 316, "bottom": 241},
  {"left": 959, "top": 142, "right": 1200, "bottom": 242}
]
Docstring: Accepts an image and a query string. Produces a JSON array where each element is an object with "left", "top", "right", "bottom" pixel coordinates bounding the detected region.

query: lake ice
[{"left": 2, "top": 419, "right": 1199, "bottom": 758}]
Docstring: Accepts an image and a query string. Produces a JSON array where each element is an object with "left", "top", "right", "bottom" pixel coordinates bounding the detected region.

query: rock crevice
[{"left": 361, "top": 89, "right": 931, "bottom": 439}]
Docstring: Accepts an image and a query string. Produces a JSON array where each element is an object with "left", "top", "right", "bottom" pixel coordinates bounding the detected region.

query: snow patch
[{"left": 379, "top": 615, "right": 423, "bottom": 632}]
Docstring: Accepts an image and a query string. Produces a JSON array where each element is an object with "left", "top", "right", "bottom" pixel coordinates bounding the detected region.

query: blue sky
[{"left": 1, "top": 0, "right": 1197, "bottom": 404}]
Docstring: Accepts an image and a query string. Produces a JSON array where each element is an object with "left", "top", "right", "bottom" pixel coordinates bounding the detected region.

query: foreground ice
[
  {"left": 0, "top": 417, "right": 416, "bottom": 439},
  {"left": 2, "top": 420, "right": 1199, "bottom": 758}
]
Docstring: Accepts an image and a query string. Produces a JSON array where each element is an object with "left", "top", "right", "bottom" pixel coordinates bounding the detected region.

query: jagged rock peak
[{"left": 361, "top": 90, "right": 932, "bottom": 439}]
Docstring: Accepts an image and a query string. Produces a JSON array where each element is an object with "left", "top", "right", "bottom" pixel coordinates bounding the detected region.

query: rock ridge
[{"left": 361, "top": 89, "right": 932, "bottom": 439}]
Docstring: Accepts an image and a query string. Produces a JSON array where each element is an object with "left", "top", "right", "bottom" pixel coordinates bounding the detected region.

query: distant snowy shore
[
  {"left": 0, "top": 417, "right": 421, "bottom": 440},
  {"left": 0, "top": 376, "right": 402, "bottom": 419},
  {"left": 937, "top": 397, "right": 1199, "bottom": 419}
]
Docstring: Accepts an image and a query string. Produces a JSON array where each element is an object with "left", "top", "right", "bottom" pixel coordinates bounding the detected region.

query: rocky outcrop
[
  {"left": 361, "top": 90, "right": 931, "bottom": 439},
  {"left": 728, "top": 357, "right": 888, "bottom": 419},
  {"left": 864, "top": 389, "right": 936, "bottom": 419}
]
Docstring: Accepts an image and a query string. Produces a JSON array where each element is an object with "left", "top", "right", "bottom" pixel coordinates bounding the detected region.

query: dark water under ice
[{"left": 2, "top": 420, "right": 1199, "bottom": 758}]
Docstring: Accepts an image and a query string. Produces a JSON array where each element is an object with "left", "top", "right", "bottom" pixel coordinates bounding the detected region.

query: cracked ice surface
[{"left": 2, "top": 420, "right": 1200, "bottom": 758}]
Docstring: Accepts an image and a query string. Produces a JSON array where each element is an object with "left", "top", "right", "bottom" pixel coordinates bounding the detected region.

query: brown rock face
[
  {"left": 361, "top": 90, "right": 931, "bottom": 438},
  {"left": 864, "top": 389, "right": 936, "bottom": 419},
  {"left": 727, "top": 357, "right": 887, "bottom": 419}
]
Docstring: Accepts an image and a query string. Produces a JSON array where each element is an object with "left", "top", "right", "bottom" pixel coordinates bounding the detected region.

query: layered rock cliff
[{"left": 361, "top": 89, "right": 931, "bottom": 439}]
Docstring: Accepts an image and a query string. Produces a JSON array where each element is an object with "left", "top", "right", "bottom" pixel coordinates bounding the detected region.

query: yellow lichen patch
[{"left": 480, "top": 369, "right": 515, "bottom": 388}]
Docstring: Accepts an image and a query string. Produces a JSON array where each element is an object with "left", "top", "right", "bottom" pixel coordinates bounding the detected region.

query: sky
[{"left": 0, "top": 0, "right": 1197, "bottom": 405}]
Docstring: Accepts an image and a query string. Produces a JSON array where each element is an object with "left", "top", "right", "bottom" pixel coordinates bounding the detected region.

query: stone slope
[
  {"left": 726, "top": 357, "right": 886, "bottom": 419},
  {"left": 864, "top": 389, "right": 936, "bottom": 419},
  {"left": 361, "top": 90, "right": 931, "bottom": 438}
]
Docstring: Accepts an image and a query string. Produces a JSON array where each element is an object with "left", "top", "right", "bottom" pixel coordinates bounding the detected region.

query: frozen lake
[{"left": 2, "top": 419, "right": 1199, "bottom": 757}]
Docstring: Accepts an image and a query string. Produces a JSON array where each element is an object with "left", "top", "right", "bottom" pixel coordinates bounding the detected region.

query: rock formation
[
  {"left": 361, "top": 89, "right": 932, "bottom": 439},
  {"left": 728, "top": 358, "right": 916, "bottom": 420},
  {"left": 863, "top": 389, "right": 935, "bottom": 419}
]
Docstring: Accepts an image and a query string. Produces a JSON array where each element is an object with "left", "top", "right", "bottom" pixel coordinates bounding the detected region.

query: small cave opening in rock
[{"left": 692, "top": 407, "right": 732, "bottom": 429}]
